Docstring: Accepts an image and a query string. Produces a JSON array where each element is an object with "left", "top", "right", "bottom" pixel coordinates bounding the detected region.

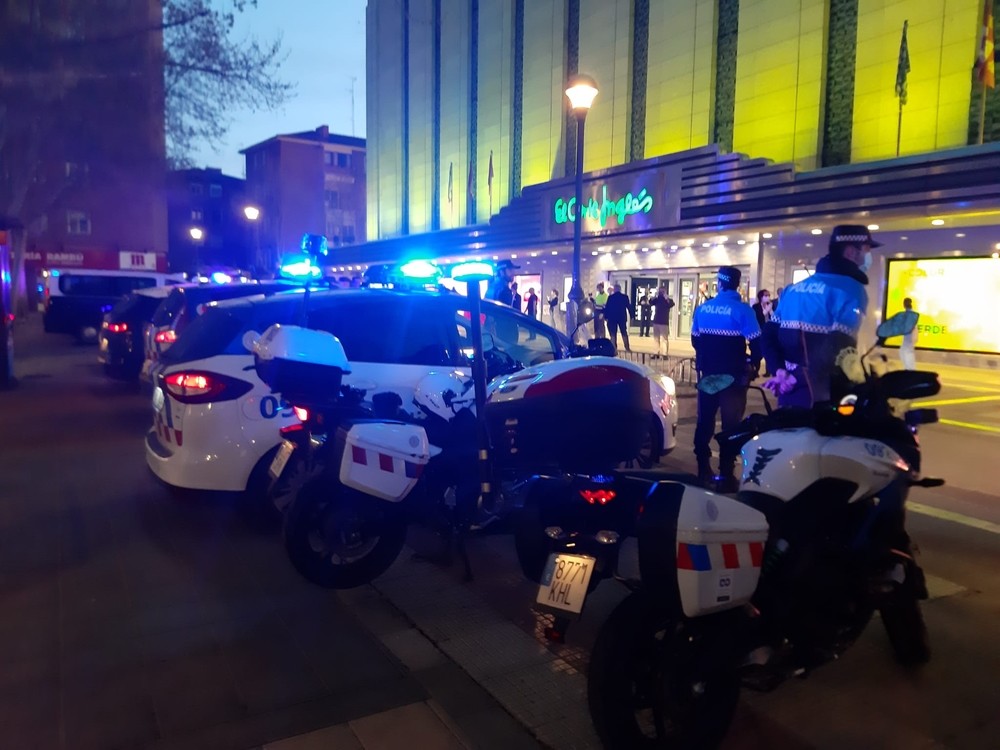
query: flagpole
[
  {"left": 896, "top": 97, "right": 903, "bottom": 157},
  {"left": 979, "top": 80, "right": 988, "bottom": 145}
]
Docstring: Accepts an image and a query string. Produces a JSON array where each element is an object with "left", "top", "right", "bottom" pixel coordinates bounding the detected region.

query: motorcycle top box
[
  {"left": 486, "top": 357, "right": 650, "bottom": 472},
  {"left": 253, "top": 324, "right": 350, "bottom": 407}
]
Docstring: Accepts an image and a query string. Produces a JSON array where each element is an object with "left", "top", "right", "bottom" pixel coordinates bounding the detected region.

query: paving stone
[{"left": 349, "top": 701, "right": 467, "bottom": 750}]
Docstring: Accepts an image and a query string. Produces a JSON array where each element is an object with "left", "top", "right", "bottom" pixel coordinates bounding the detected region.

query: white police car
[{"left": 144, "top": 287, "right": 678, "bottom": 502}]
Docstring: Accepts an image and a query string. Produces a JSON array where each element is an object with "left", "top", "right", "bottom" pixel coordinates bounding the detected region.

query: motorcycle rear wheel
[
  {"left": 283, "top": 477, "right": 407, "bottom": 589},
  {"left": 880, "top": 596, "right": 931, "bottom": 666},
  {"left": 588, "top": 592, "right": 740, "bottom": 749}
]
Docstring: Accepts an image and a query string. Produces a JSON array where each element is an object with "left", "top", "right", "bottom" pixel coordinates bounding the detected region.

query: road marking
[
  {"left": 910, "top": 501, "right": 1000, "bottom": 535},
  {"left": 920, "top": 395, "right": 1000, "bottom": 407},
  {"left": 937, "top": 418, "right": 1000, "bottom": 434},
  {"left": 925, "top": 573, "right": 967, "bottom": 601}
]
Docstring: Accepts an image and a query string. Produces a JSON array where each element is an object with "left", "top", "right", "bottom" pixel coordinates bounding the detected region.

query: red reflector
[
  {"left": 293, "top": 406, "right": 309, "bottom": 422},
  {"left": 279, "top": 423, "right": 306, "bottom": 436},
  {"left": 107, "top": 322, "right": 128, "bottom": 333},
  {"left": 155, "top": 329, "right": 178, "bottom": 344},
  {"left": 580, "top": 489, "right": 616, "bottom": 505}
]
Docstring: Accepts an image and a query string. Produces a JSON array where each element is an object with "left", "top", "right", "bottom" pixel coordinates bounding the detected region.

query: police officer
[
  {"left": 762, "top": 225, "right": 877, "bottom": 407},
  {"left": 487, "top": 259, "right": 519, "bottom": 304},
  {"left": 691, "top": 266, "right": 761, "bottom": 491}
]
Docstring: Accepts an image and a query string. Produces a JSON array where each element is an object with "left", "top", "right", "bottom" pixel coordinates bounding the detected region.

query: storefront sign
[
  {"left": 552, "top": 185, "right": 654, "bottom": 228},
  {"left": 24, "top": 248, "right": 167, "bottom": 272},
  {"left": 541, "top": 165, "right": 679, "bottom": 241}
]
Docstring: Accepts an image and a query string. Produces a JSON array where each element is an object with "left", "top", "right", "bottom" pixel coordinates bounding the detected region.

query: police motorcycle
[{"left": 530, "top": 317, "right": 942, "bottom": 749}]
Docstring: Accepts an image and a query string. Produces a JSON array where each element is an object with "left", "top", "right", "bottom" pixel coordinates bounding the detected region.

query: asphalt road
[{"left": 3, "top": 316, "right": 999, "bottom": 750}]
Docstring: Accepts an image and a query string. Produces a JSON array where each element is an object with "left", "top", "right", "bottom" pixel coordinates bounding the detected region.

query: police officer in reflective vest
[
  {"left": 762, "top": 225, "right": 876, "bottom": 408},
  {"left": 691, "top": 266, "right": 761, "bottom": 491}
]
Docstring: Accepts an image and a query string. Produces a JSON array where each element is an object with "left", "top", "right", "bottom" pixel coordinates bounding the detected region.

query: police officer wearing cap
[
  {"left": 487, "top": 259, "right": 519, "bottom": 304},
  {"left": 691, "top": 266, "right": 761, "bottom": 491},
  {"left": 762, "top": 224, "right": 878, "bottom": 408}
]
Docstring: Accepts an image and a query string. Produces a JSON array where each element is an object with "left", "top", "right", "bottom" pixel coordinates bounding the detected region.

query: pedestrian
[
  {"left": 487, "top": 260, "right": 519, "bottom": 304},
  {"left": 762, "top": 225, "right": 877, "bottom": 407},
  {"left": 547, "top": 288, "right": 559, "bottom": 328},
  {"left": 752, "top": 289, "right": 773, "bottom": 330},
  {"left": 897, "top": 297, "right": 919, "bottom": 370},
  {"left": 593, "top": 282, "right": 609, "bottom": 338},
  {"left": 524, "top": 287, "right": 539, "bottom": 339},
  {"left": 510, "top": 282, "right": 522, "bottom": 312},
  {"left": 649, "top": 285, "right": 675, "bottom": 358},
  {"left": 691, "top": 266, "right": 762, "bottom": 491},
  {"left": 603, "top": 283, "right": 633, "bottom": 352},
  {"left": 639, "top": 293, "right": 652, "bottom": 336}
]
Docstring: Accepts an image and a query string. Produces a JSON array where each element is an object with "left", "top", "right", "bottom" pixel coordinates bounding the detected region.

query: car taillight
[
  {"left": 293, "top": 406, "right": 309, "bottom": 422},
  {"left": 580, "top": 489, "right": 616, "bottom": 505},
  {"left": 162, "top": 371, "right": 253, "bottom": 404},
  {"left": 155, "top": 329, "right": 177, "bottom": 344},
  {"left": 106, "top": 322, "right": 128, "bottom": 333}
]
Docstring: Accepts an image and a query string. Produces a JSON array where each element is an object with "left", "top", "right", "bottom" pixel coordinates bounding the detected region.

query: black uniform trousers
[{"left": 693, "top": 382, "right": 748, "bottom": 469}]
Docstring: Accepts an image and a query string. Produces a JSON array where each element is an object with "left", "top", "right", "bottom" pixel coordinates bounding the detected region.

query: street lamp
[
  {"left": 243, "top": 205, "right": 262, "bottom": 272},
  {"left": 565, "top": 73, "right": 598, "bottom": 341},
  {"left": 188, "top": 226, "right": 204, "bottom": 275},
  {"left": 243, "top": 205, "right": 260, "bottom": 221},
  {"left": 188, "top": 226, "right": 204, "bottom": 241}
]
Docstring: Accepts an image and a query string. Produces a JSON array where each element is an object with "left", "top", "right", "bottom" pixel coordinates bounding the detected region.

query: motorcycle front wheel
[
  {"left": 588, "top": 592, "right": 740, "bottom": 750},
  {"left": 283, "top": 477, "right": 407, "bottom": 589}
]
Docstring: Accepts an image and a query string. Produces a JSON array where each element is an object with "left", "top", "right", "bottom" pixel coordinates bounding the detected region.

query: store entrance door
[
  {"left": 630, "top": 276, "right": 658, "bottom": 335},
  {"left": 678, "top": 276, "right": 697, "bottom": 337}
]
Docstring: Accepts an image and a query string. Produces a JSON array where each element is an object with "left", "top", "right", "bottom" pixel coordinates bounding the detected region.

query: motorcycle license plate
[
  {"left": 269, "top": 440, "right": 295, "bottom": 479},
  {"left": 536, "top": 553, "right": 596, "bottom": 615}
]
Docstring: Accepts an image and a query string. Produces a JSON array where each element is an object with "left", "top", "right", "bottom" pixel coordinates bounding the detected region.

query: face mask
[{"left": 859, "top": 251, "right": 873, "bottom": 274}]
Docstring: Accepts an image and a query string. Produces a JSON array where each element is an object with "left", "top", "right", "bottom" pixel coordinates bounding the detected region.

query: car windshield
[{"left": 108, "top": 293, "right": 163, "bottom": 321}]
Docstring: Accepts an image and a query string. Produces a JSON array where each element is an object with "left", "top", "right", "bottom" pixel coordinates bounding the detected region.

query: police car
[{"left": 144, "top": 287, "right": 678, "bottom": 502}]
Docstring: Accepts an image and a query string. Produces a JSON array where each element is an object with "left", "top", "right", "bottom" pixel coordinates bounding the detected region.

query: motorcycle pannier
[
  {"left": 253, "top": 324, "right": 351, "bottom": 407},
  {"left": 674, "top": 485, "right": 769, "bottom": 617},
  {"left": 335, "top": 421, "right": 431, "bottom": 502}
]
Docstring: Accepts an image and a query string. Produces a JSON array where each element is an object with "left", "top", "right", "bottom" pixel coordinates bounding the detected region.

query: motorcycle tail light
[
  {"left": 580, "top": 489, "right": 616, "bottom": 505},
  {"left": 293, "top": 406, "right": 309, "bottom": 422},
  {"left": 279, "top": 423, "right": 306, "bottom": 436},
  {"left": 162, "top": 371, "right": 252, "bottom": 404},
  {"left": 155, "top": 329, "right": 178, "bottom": 345},
  {"left": 107, "top": 322, "right": 128, "bottom": 333}
]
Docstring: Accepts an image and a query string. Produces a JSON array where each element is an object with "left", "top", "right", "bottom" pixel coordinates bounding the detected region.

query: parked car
[
  {"left": 98, "top": 286, "right": 174, "bottom": 381},
  {"left": 144, "top": 288, "right": 678, "bottom": 505},
  {"left": 43, "top": 269, "right": 185, "bottom": 342},
  {"left": 140, "top": 281, "right": 300, "bottom": 382}
]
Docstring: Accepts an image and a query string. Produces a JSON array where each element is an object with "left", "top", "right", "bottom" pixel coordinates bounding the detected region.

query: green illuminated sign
[{"left": 553, "top": 184, "right": 654, "bottom": 228}]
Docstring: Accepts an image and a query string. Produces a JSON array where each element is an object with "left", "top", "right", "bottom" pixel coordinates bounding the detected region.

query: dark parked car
[{"left": 98, "top": 287, "right": 174, "bottom": 381}]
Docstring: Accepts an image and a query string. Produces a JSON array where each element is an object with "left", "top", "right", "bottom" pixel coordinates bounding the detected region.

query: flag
[
  {"left": 976, "top": 0, "right": 995, "bottom": 88},
  {"left": 467, "top": 160, "right": 475, "bottom": 201},
  {"left": 447, "top": 162, "right": 453, "bottom": 204},
  {"left": 895, "top": 20, "right": 910, "bottom": 105},
  {"left": 487, "top": 150, "right": 494, "bottom": 201}
]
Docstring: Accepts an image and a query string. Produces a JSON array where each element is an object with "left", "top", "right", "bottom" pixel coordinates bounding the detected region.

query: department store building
[{"left": 339, "top": 0, "right": 1000, "bottom": 361}]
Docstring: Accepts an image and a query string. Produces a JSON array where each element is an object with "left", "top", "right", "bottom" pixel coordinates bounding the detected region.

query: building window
[
  {"left": 191, "top": 209, "right": 203, "bottom": 221},
  {"left": 324, "top": 152, "right": 334, "bottom": 166},
  {"left": 66, "top": 211, "right": 91, "bottom": 235},
  {"left": 209, "top": 184, "right": 222, "bottom": 197},
  {"left": 190, "top": 182, "right": 204, "bottom": 196},
  {"left": 337, "top": 153, "right": 350, "bottom": 168},
  {"left": 324, "top": 189, "right": 339, "bottom": 208},
  {"left": 343, "top": 224, "right": 355, "bottom": 244}
]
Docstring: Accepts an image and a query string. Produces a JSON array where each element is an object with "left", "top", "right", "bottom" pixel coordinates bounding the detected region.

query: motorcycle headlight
[{"left": 660, "top": 375, "right": 676, "bottom": 397}]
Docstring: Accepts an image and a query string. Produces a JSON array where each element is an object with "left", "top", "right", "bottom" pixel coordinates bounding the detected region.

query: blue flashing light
[
  {"left": 210, "top": 271, "right": 232, "bottom": 284},
  {"left": 50, "top": 269, "right": 60, "bottom": 277},
  {"left": 451, "top": 261, "right": 494, "bottom": 283},
  {"left": 399, "top": 259, "right": 440, "bottom": 279},
  {"left": 280, "top": 258, "right": 321, "bottom": 278}
]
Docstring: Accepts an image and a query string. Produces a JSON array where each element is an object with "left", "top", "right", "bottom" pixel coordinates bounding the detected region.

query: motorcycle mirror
[
  {"left": 242, "top": 330, "right": 261, "bottom": 352},
  {"left": 876, "top": 310, "right": 919, "bottom": 340}
]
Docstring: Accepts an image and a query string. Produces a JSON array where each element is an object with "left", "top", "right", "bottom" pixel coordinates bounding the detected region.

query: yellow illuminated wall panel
[
  {"left": 520, "top": 0, "right": 567, "bottom": 188},
  {"left": 733, "top": 0, "right": 826, "bottom": 170},
  {"left": 368, "top": 0, "right": 405, "bottom": 239},
  {"left": 852, "top": 0, "right": 979, "bottom": 161},
  {"left": 439, "top": 0, "right": 471, "bottom": 229},
  {"left": 407, "top": 0, "right": 434, "bottom": 234},
  {"left": 477, "top": 0, "right": 515, "bottom": 221},
  {"left": 644, "top": 0, "right": 716, "bottom": 158},
  {"left": 578, "top": 0, "right": 632, "bottom": 171}
]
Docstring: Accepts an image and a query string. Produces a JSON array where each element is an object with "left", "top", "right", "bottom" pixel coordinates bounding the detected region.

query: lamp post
[
  {"left": 564, "top": 74, "right": 598, "bottom": 342},
  {"left": 243, "top": 205, "right": 261, "bottom": 273},
  {"left": 188, "top": 226, "right": 204, "bottom": 275}
]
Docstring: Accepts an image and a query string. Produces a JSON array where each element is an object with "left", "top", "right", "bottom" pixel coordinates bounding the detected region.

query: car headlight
[{"left": 660, "top": 375, "right": 676, "bottom": 397}]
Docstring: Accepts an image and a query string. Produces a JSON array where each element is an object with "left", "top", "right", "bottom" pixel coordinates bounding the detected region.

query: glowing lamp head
[
  {"left": 210, "top": 272, "right": 232, "bottom": 284},
  {"left": 451, "top": 261, "right": 494, "bottom": 283},
  {"left": 243, "top": 205, "right": 260, "bottom": 221},
  {"left": 189, "top": 227, "right": 204, "bottom": 241},
  {"left": 565, "top": 74, "right": 599, "bottom": 114}
]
